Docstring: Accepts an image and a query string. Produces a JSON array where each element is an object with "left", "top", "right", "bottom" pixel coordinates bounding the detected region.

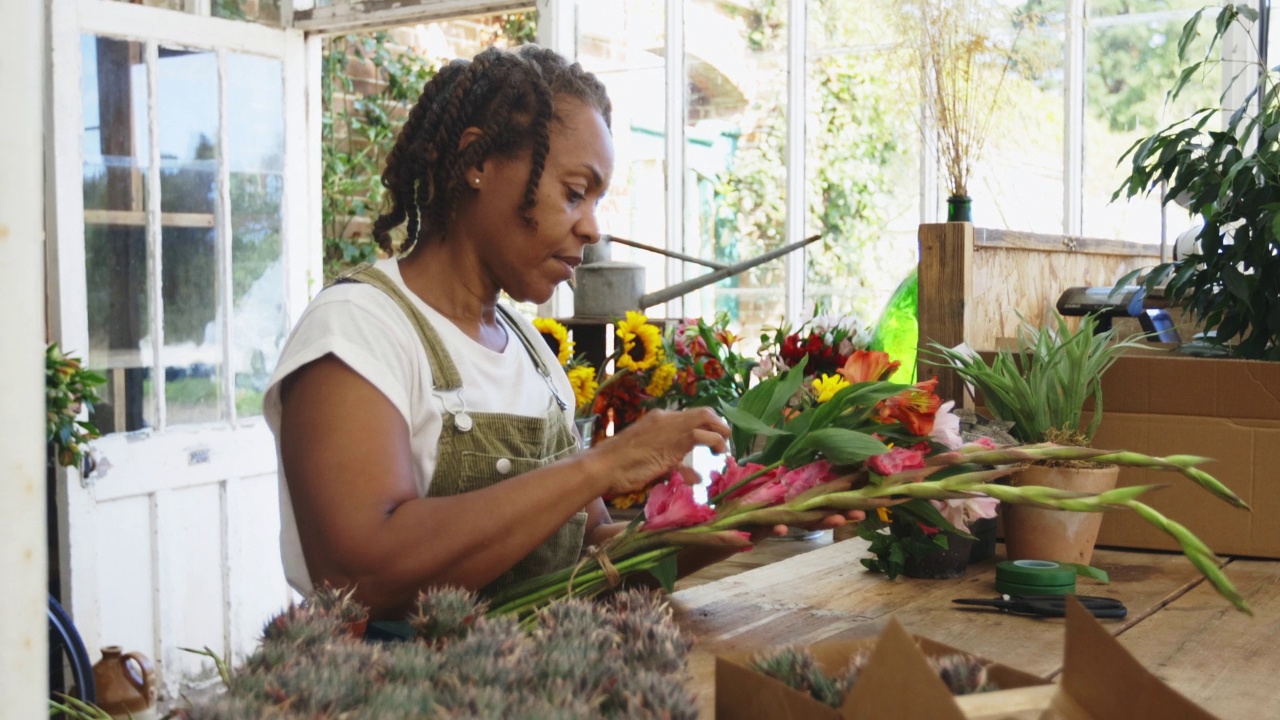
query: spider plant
[{"left": 926, "top": 312, "right": 1148, "bottom": 446}]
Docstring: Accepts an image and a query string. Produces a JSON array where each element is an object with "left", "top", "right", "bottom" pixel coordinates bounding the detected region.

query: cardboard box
[
  {"left": 714, "top": 597, "right": 1220, "bottom": 719},
  {"left": 1090, "top": 352, "right": 1280, "bottom": 558}
]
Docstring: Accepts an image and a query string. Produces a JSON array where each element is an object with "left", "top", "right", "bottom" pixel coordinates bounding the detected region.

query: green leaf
[
  {"left": 781, "top": 428, "right": 888, "bottom": 467},
  {"left": 649, "top": 553, "right": 679, "bottom": 593},
  {"left": 1222, "top": 265, "right": 1252, "bottom": 308},
  {"left": 1176, "top": 9, "right": 1206, "bottom": 61},
  {"left": 1062, "top": 563, "right": 1111, "bottom": 584},
  {"left": 719, "top": 403, "right": 792, "bottom": 438}
]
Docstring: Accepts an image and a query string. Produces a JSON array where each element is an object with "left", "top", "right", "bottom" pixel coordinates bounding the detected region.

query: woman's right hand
[{"left": 587, "top": 408, "right": 731, "bottom": 497}]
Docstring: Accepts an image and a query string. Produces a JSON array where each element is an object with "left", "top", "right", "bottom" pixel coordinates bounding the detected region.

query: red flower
[
  {"left": 837, "top": 350, "right": 901, "bottom": 384},
  {"left": 878, "top": 377, "right": 943, "bottom": 436},
  {"left": 676, "top": 366, "right": 699, "bottom": 396},
  {"left": 918, "top": 522, "right": 940, "bottom": 536},
  {"left": 644, "top": 473, "right": 717, "bottom": 530},
  {"left": 701, "top": 357, "right": 725, "bottom": 381},
  {"left": 780, "top": 461, "right": 838, "bottom": 501},
  {"left": 709, "top": 457, "right": 782, "bottom": 502},
  {"left": 866, "top": 443, "right": 930, "bottom": 476}
]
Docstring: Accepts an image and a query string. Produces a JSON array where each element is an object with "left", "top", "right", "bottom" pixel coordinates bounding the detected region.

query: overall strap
[
  {"left": 495, "top": 305, "right": 569, "bottom": 412},
  {"left": 331, "top": 264, "right": 462, "bottom": 390}
]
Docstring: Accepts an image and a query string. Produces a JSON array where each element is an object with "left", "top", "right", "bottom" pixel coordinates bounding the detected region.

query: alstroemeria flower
[
  {"left": 644, "top": 473, "right": 717, "bottom": 530},
  {"left": 867, "top": 442, "right": 930, "bottom": 476},
  {"left": 837, "top": 349, "right": 901, "bottom": 384},
  {"left": 812, "top": 373, "right": 850, "bottom": 403},
  {"left": 930, "top": 400, "right": 964, "bottom": 450},
  {"left": 780, "top": 461, "right": 838, "bottom": 500},
  {"left": 930, "top": 496, "right": 1000, "bottom": 534},
  {"left": 708, "top": 457, "right": 781, "bottom": 501},
  {"left": 878, "top": 377, "right": 942, "bottom": 436}
]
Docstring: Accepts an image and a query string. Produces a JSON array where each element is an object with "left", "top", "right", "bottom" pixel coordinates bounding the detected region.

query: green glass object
[
  {"left": 870, "top": 268, "right": 918, "bottom": 384},
  {"left": 946, "top": 195, "right": 972, "bottom": 223}
]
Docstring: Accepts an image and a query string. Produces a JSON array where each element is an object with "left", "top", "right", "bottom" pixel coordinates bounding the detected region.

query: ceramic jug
[{"left": 92, "top": 646, "right": 157, "bottom": 720}]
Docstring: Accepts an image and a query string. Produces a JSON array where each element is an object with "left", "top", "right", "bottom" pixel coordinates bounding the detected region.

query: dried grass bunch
[{"left": 893, "top": 0, "right": 1031, "bottom": 199}]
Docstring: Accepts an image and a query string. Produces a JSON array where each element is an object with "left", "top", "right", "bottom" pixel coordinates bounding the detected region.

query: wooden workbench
[{"left": 670, "top": 537, "right": 1279, "bottom": 718}]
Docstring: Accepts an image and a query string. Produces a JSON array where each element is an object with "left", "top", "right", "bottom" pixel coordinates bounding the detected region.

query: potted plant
[
  {"left": 1113, "top": 4, "right": 1279, "bottom": 360},
  {"left": 46, "top": 343, "right": 106, "bottom": 471},
  {"left": 926, "top": 312, "right": 1149, "bottom": 564},
  {"left": 892, "top": 0, "right": 1032, "bottom": 222},
  {"left": 302, "top": 582, "right": 370, "bottom": 639}
]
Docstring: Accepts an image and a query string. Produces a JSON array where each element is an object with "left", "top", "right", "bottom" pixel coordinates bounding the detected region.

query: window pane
[
  {"left": 212, "top": 0, "right": 281, "bottom": 25},
  {"left": 1083, "top": 2, "right": 1207, "bottom": 242},
  {"left": 682, "top": 0, "right": 789, "bottom": 350},
  {"left": 578, "top": 0, "right": 669, "bottom": 316},
  {"left": 158, "top": 47, "right": 223, "bottom": 425},
  {"left": 82, "top": 35, "right": 156, "bottom": 434},
  {"left": 227, "top": 53, "right": 286, "bottom": 418},
  {"left": 804, "top": 36, "right": 919, "bottom": 325},
  {"left": 973, "top": 2, "right": 1066, "bottom": 234}
]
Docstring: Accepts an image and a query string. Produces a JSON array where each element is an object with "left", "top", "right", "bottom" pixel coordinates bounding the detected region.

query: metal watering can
[{"left": 572, "top": 234, "right": 821, "bottom": 319}]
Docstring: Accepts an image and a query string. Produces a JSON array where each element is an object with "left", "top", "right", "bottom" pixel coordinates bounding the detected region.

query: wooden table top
[{"left": 669, "top": 537, "right": 1278, "bottom": 719}]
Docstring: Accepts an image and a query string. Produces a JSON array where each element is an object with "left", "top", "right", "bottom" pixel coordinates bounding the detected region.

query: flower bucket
[{"left": 1004, "top": 463, "right": 1120, "bottom": 566}]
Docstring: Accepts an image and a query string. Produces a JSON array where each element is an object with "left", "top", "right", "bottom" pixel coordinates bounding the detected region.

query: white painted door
[{"left": 47, "top": 0, "right": 314, "bottom": 700}]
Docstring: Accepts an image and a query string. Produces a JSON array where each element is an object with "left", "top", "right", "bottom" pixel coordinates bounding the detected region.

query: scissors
[{"left": 952, "top": 594, "right": 1128, "bottom": 619}]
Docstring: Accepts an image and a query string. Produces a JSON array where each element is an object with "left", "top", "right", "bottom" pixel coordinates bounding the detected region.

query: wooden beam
[
  {"left": 83, "top": 209, "right": 216, "bottom": 228},
  {"left": 291, "top": 0, "right": 532, "bottom": 35},
  {"left": 917, "top": 222, "right": 973, "bottom": 407},
  {"left": 975, "top": 228, "right": 1162, "bottom": 259}
]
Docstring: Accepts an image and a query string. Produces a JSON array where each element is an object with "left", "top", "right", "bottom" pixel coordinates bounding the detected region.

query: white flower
[
  {"left": 930, "top": 400, "right": 964, "bottom": 450},
  {"left": 931, "top": 496, "right": 1000, "bottom": 534}
]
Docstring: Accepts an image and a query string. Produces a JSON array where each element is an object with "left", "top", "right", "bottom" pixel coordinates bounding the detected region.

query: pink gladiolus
[
  {"left": 867, "top": 443, "right": 930, "bottom": 476},
  {"left": 739, "top": 479, "right": 789, "bottom": 506},
  {"left": 709, "top": 457, "right": 780, "bottom": 501},
  {"left": 781, "top": 461, "right": 837, "bottom": 500},
  {"left": 644, "top": 473, "right": 717, "bottom": 530},
  {"left": 930, "top": 400, "right": 964, "bottom": 450},
  {"left": 930, "top": 496, "right": 1000, "bottom": 534},
  {"left": 973, "top": 437, "right": 999, "bottom": 450}
]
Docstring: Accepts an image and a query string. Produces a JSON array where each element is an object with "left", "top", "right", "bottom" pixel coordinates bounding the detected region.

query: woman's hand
[{"left": 587, "top": 408, "right": 730, "bottom": 497}]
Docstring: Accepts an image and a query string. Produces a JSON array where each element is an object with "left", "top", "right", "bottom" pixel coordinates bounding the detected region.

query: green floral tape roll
[
  {"left": 995, "top": 559, "right": 1077, "bottom": 588},
  {"left": 994, "top": 578, "right": 1077, "bottom": 597}
]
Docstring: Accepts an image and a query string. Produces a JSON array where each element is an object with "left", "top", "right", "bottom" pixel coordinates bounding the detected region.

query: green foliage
[
  {"left": 46, "top": 344, "right": 106, "bottom": 469},
  {"left": 321, "top": 33, "right": 440, "bottom": 280},
  {"left": 1113, "top": 4, "right": 1280, "bottom": 359},
  {"left": 855, "top": 500, "right": 968, "bottom": 580},
  {"left": 927, "top": 312, "right": 1148, "bottom": 444}
]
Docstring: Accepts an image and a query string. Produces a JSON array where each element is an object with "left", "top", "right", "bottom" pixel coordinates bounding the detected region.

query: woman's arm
[{"left": 279, "top": 354, "right": 728, "bottom": 619}]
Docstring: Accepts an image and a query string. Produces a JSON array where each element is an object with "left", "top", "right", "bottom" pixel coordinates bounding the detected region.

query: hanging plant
[{"left": 46, "top": 343, "right": 106, "bottom": 469}]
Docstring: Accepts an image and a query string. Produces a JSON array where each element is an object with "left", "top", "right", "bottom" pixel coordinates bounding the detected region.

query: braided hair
[{"left": 372, "top": 45, "right": 612, "bottom": 255}]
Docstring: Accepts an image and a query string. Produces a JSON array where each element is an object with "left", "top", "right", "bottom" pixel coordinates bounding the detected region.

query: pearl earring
[{"left": 472, "top": 177, "right": 481, "bottom": 186}]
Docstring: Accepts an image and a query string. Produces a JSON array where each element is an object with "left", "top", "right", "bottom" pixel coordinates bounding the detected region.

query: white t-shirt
[{"left": 263, "top": 258, "right": 576, "bottom": 593}]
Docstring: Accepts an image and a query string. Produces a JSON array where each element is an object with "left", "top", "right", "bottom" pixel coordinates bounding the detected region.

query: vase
[
  {"left": 946, "top": 195, "right": 972, "bottom": 223},
  {"left": 92, "top": 646, "right": 157, "bottom": 720},
  {"left": 967, "top": 516, "right": 999, "bottom": 564},
  {"left": 1003, "top": 463, "right": 1120, "bottom": 565},
  {"left": 890, "top": 521, "right": 974, "bottom": 579},
  {"left": 574, "top": 415, "right": 597, "bottom": 450}
]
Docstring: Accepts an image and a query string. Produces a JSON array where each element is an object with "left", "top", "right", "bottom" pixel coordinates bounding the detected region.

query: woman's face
[{"left": 465, "top": 96, "right": 615, "bottom": 305}]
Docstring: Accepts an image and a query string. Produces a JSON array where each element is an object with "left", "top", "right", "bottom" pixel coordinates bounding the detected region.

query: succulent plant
[
  {"left": 302, "top": 581, "right": 370, "bottom": 623},
  {"left": 184, "top": 586, "right": 693, "bottom": 718}
]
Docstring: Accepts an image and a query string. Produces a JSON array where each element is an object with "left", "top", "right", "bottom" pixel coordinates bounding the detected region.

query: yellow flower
[
  {"left": 533, "top": 317, "right": 573, "bottom": 366},
  {"left": 610, "top": 489, "right": 648, "bottom": 510},
  {"left": 812, "top": 373, "right": 850, "bottom": 404},
  {"left": 616, "top": 311, "right": 664, "bottom": 372},
  {"left": 646, "top": 362, "right": 677, "bottom": 397},
  {"left": 876, "top": 507, "right": 892, "bottom": 523},
  {"left": 567, "top": 364, "right": 598, "bottom": 412}
]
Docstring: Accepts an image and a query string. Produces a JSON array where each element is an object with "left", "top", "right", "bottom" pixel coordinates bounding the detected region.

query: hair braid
[{"left": 369, "top": 44, "right": 612, "bottom": 255}]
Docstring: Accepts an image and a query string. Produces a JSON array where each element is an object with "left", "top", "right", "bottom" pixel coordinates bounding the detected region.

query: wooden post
[
  {"left": 0, "top": 0, "right": 49, "bottom": 714},
  {"left": 917, "top": 222, "right": 974, "bottom": 408}
]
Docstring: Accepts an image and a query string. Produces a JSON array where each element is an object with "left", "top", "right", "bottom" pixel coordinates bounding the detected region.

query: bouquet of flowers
[
  {"left": 757, "top": 308, "right": 874, "bottom": 380},
  {"left": 653, "top": 311, "right": 756, "bottom": 411},
  {"left": 487, "top": 349, "right": 1251, "bottom": 618}
]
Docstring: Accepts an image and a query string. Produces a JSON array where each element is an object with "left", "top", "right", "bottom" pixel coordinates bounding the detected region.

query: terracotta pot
[
  {"left": 1003, "top": 463, "right": 1120, "bottom": 565},
  {"left": 93, "top": 646, "right": 157, "bottom": 720}
]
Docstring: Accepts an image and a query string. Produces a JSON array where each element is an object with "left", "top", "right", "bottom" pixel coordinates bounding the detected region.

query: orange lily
[
  {"left": 837, "top": 349, "right": 901, "bottom": 384},
  {"left": 878, "top": 377, "right": 942, "bottom": 436}
]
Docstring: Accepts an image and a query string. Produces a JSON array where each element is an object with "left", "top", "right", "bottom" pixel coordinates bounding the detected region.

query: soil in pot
[{"left": 1003, "top": 463, "right": 1120, "bottom": 565}]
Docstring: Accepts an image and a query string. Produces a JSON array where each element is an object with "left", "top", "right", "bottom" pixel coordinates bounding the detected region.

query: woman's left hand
[{"left": 756, "top": 510, "right": 866, "bottom": 540}]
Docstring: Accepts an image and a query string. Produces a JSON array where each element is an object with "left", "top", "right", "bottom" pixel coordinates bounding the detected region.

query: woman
[{"left": 265, "top": 45, "right": 856, "bottom": 620}]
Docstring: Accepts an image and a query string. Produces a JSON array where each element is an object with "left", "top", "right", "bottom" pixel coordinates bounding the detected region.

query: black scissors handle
[{"left": 953, "top": 594, "right": 1128, "bottom": 619}]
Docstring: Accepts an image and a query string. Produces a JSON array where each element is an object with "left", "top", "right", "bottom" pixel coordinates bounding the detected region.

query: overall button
[{"left": 495, "top": 458, "right": 513, "bottom": 474}]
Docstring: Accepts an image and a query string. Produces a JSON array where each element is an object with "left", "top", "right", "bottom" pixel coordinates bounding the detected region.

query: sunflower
[
  {"left": 645, "top": 362, "right": 677, "bottom": 397},
  {"left": 533, "top": 317, "right": 573, "bottom": 366},
  {"left": 615, "top": 311, "right": 664, "bottom": 372},
  {"left": 566, "top": 364, "right": 598, "bottom": 413}
]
